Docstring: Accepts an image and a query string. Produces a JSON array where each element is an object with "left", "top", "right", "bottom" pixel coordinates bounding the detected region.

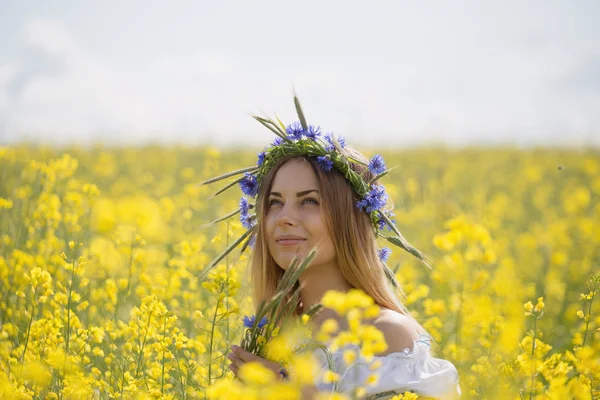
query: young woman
[{"left": 209, "top": 98, "right": 461, "bottom": 398}]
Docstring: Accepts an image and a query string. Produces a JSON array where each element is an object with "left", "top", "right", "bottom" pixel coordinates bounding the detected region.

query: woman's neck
[{"left": 298, "top": 264, "right": 353, "bottom": 312}]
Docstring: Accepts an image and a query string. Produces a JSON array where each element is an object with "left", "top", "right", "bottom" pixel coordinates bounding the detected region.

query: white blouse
[{"left": 313, "top": 334, "right": 461, "bottom": 399}]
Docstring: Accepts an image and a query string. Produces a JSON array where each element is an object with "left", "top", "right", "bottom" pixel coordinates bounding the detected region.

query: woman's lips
[{"left": 276, "top": 239, "right": 305, "bottom": 246}]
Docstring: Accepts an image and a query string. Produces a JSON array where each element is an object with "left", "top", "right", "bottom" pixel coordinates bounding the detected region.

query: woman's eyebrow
[{"left": 269, "top": 189, "right": 319, "bottom": 198}]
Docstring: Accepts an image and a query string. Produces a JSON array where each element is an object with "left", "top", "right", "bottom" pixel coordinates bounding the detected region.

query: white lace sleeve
[{"left": 313, "top": 334, "right": 461, "bottom": 399}]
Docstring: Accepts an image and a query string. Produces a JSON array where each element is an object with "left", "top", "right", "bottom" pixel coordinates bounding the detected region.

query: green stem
[
  {"left": 581, "top": 294, "right": 594, "bottom": 347},
  {"left": 161, "top": 316, "right": 166, "bottom": 397},
  {"left": 1, "top": 275, "right": 15, "bottom": 325},
  {"left": 174, "top": 352, "right": 187, "bottom": 400},
  {"left": 454, "top": 282, "right": 463, "bottom": 364},
  {"left": 21, "top": 298, "right": 36, "bottom": 361},
  {"left": 530, "top": 316, "right": 537, "bottom": 400},
  {"left": 113, "top": 294, "right": 121, "bottom": 322},
  {"left": 207, "top": 296, "right": 222, "bottom": 394},
  {"left": 120, "top": 362, "right": 126, "bottom": 398},
  {"left": 135, "top": 310, "right": 153, "bottom": 379},
  {"left": 126, "top": 232, "right": 135, "bottom": 295},
  {"left": 221, "top": 221, "right": 231, "bottom": 374},
  {"left": 65, "top": 258, "right": 76, "bottom": 353}
]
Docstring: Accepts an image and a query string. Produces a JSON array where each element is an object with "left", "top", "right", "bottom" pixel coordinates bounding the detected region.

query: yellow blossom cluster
[
  {"left": 320, "top": 290, "right": 386, "bottom": 359},
  {"left": 523, "top": 296, "right": 545, "bottom": 316}
]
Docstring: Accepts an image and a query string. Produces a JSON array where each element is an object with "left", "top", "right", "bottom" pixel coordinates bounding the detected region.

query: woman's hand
[
  {"left": 227, "top": 345, "right": 286, "bottom": 380},
  {"left": 228, "top": 345, "right": 320, "bottom": 399}
]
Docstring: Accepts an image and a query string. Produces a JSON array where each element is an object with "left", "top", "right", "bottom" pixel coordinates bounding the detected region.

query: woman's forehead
[{"left": 271, "top": 159, "right": 318, "bottom": 192}]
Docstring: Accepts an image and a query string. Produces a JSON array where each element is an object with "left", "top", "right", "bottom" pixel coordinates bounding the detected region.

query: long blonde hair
[{"left": 249, "top": 147, "right": 424, "bottom": 328}]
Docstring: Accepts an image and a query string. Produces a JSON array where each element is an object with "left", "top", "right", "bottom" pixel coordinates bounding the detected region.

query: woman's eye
[
  {"left": 268, "top": 198, "right": 282, "bottom": 207},
  {"left": 267, "top": 197, "right": 319, "bottom": 208}
]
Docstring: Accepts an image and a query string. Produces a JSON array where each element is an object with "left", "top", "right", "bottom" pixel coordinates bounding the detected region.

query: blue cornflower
[
  {"left": 305, "top": 125, "right": 321, "bottom": 140},
  {"left": 239, "top": 198, "right": 255, "bottom": 229},
  {"left": 248, "top": 234, "right": 256, "bottom": 249},
  {"left": 272, "top": 137, "right": 284, "bottom": 146},
  {"left": 240, "top": 197, "right": 250, "bottom": 215},
  {"left": 243, "top": 315, "right": 268, "bottom": 329},
  {"left": 241, "top": 214, "right": 256, "bottom": 229},
  {"left": 323, "top": 133, "right": 335, "bottom": 152},
  {"left": 356, "top": 184, "right": 388, "bottom": 213},
  {"left": 239, "top": 173, "right": 259, "bottom": 197},
  {"left": 286, "top": 121, "right": 306, "bottom": 140},
  {"left": 316, "top": 155, "right": 333, "bottom": 172},
  {"left": 378, "top": 247, "right": 392, "bottom": 263},
  {"left": 376, "top": 210, "right": 396, "bottom": 231},
  {"left": 257, "top": 151, "right": 266, "bottom": 167},
  {"left": 384, "top": 211, "right": 396, "bottom": 231},
  {"left": 368, "top": 154, "right": 386, "bottom": 175},
  {"left": 324, "top": 133, "right": 346, "bottom": 152}
]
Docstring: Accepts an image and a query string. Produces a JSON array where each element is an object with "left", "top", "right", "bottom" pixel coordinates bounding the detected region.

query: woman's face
[{"left": 265, "top": 159, "right": 336, "bottom": 271}]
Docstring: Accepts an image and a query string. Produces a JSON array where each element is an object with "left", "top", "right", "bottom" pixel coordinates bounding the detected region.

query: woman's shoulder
[
  {"left": 371, "top": 308, "right": 422, "bottom": 357},
  {"left": 312, "top": 333, "right": 461, "bottom": 399}
]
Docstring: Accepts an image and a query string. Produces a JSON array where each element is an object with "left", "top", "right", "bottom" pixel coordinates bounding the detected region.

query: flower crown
[{"left": 200, "top": 96, "right": 432, "bottom": 283}]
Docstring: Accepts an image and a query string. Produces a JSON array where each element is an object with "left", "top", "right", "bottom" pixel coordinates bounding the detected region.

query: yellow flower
[
  {"left": 524, "top": 301, "right": 534, "bottom": 315},
  {"left": 207, "top": 378, "right": 243, "bottom": 399},
  {"left": 92, "top": 347, "right": 104, "bottom": 357},
  {"left": 343, "top": 350, "right": 357, "bottom": 365},
  {"left": 265, "top": 332, "right": 294, "bottom": 362},
  {"left": 320, "top": 318, "right": 339, "bottom": 335},
  {"left": 369, "top": 359, "right": 383, "bottom": 370},
  {"left": 316, "top": 394, "right": 350, "bottom": 400},
  {"left": 323, "top": 370, "right": 340, "bottom": 383},
  {"left": 22, "top": 360, "right": 52, "bottom": 389},
  {"left": 365, "top": 373, "right": 379, "bottom": 386},
  {"left": 238, "top": 362, "right": 277, "bottom": 385},
  {"left": 481, "top": 248, "right": 497, "bottom": 264},
  {"left": 321, "top": 291, "right": 348, "bottom": 315},
  {"left": 391, "top": 392, "right": 420, "bottom": 400},
  {"left": 423, "top": 299, "right": 446, "bottom": 316},
  {"left": 534, "top": 297, "right": 545, "bottom": 312},
  {"left": 364, "top": 304, "right": 380, "bottom": 318},
  {"left": 289, "top": 354, "right": 317, "bottom": 385},
  {"left": 0, "top": 198, "right": 13, "bottom": 209},
  {"left": 433, "top": 233, "right": 454, "bottom": 251},
  {"left": 346, "top": 289, "right": 374, "bottom": 309}
]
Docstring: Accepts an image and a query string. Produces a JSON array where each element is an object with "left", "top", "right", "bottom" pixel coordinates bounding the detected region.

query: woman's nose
[{"left": 276, "top": 203, "right": 298, "bottom": 227}]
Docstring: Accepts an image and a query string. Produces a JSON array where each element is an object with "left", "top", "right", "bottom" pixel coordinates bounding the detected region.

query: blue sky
[{"left": 1, "top": 0, "right": 599, "bottom": 147}]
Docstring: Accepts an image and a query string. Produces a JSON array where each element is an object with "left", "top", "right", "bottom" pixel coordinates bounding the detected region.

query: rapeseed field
[{"left": 0, "top": 145, "right": 598, "bottom": 399}]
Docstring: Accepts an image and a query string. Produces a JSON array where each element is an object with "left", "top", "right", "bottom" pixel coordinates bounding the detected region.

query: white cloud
[
  {"left": 7, "top": 19, "right": 274, "bottom": 145},
  {"left": 24, "top": 19, "right": 77, "bottom": 56},
  {"left": 8, "top": 25, "right": 362, "bottom": 147},
  {"left": 0, "top": 64, "right": 16, "bottom": 111},
  {"left": 2, "top": 6, "right": 599, "bottom": 148},
  {"left": 0, "top": 64, "right": 16, "bottom": 86}
]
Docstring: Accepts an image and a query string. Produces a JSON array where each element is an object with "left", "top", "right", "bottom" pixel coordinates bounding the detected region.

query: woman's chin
[{"left": 275, "top": 250, "right": 307, "bottom": 270}]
